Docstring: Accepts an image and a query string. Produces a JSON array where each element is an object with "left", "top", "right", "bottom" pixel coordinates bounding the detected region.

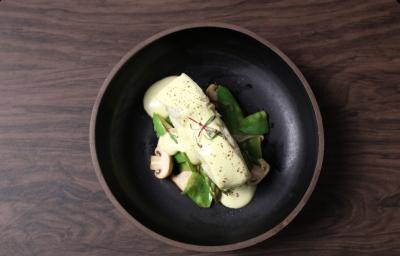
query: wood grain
[{"left": 0, "top": 0, "right": 399, "bottom": 255}]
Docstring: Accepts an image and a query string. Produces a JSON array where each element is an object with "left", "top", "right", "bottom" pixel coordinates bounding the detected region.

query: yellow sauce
[
  {"left": 220, "top": 184, "right": 256, "bottom": 209},
  {"left": 143, "top": 73, "right": 255, "bottom": 208},
  {"left": 143, "top": 76, "right": 176, "bottom": 118}
]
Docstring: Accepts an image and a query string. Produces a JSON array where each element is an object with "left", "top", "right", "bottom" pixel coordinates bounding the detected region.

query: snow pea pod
[
  {"left": 173, "top": 152, "right": 186, "bottom": 163},
  {"left": 238, "top": 111, "right": 269, "bottom": 135},
  {"left": 200, "top": 167, "right": 221, "bottom": 202},
  {"left": 152, "top": 113, "right": 169, "bottom": 137},
  {"left": 183, "top": 172, "right": 213, "bottom": 208},
  {"left": 152, "top": 113, "right": 178, "bottom": 143},
  {"left": 174, "top": 152, "right": 197, "bottom": 172},
  {"left": 239, "top": 136, "right": 263, "bottom": 165},
  {"left": 216, "top": 85, "right": 244, "bottom": 134}
]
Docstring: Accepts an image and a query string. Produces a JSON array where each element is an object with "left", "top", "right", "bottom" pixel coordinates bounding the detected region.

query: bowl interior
[{"left": 94, "top": 27, "right": 319, "bottom": 246}]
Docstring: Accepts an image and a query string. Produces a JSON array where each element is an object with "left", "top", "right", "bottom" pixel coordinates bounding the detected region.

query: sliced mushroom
[
  {"left": 172, "top": 171, "right": 192, "bottom": 191},
  {"left": 206, "top": 84, "right": 218, "bottom": 102},
  {"left": 249, "top": 159, "right": 270, "bottom": 185},
  {"left": 150, "top": 147, "right": 173, "bottom": 179},
  {"left": 206, "top": 102, "right": 216, "bottom": 112}
]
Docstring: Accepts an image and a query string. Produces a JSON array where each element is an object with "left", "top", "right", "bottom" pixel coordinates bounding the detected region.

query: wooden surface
[{"left": 0, "top": 0, "right": 399, "bottom": 255}]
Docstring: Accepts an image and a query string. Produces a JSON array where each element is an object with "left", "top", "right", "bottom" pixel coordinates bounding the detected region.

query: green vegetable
[
  {"left": 152, "top": 113, "right": 168, "bottom": 137},
  {"left": 212, "top": 85, "right": 269, "bottom": 171},
  {"left": 200, "top": 167, "right": 221, "bottom": 201},
  {"left": 183, "top": 172, "right": 213, "bottom": 208},
  {"left": 216, "top": 86, "right": 268, "bottom": 136},
  {"left": 179, "top": 162, "right": 191, "bottom": 172},
  {"left": 152, "top": 113, "right": 178, "bottom": 143},
  {"left": 174, "top": 152, "right": 197, "bottom": 172},
  {"left": 245, "top": 136, "right": 263, "bottom": 159},
  {"left": 240, "top": 136, "right": 262, "bottom": 165},
  {"left": 182, "top": 153, "right": 197, "bottom": 172},
  {"left": 165, "top": 116, "right": 174, "bottom": 126},
  {"left": 240, "top": 152, "right": 253, "bottom": 169},
  {"left": 174, "top": 152, "right": 186, "bottom": 163},
  {"left": 174, "top": 154, "right": 213, "bottom": 207},
  {"left": 216, "top": 85, "right": 244, "bottom": 134},
  {"left": 238, "top": 111, "right": 268, "bottom": 135}
]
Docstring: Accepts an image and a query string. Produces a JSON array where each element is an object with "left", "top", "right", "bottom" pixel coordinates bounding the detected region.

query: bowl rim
[{"left": 89, "top": 22, "right": 324, "bottom": 252}]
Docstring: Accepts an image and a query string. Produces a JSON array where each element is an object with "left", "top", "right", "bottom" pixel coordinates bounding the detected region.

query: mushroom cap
[
  {"left": 249, "top": 159, "right": 270, "bottom": 185},
  {"left": 205, "top": 84, "right": 218, "bottom": 102},
  {"left": 150, "top": 147, "right": 173, "bottom": 179}
]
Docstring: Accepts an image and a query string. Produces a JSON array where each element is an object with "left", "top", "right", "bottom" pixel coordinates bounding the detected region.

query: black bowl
[{"left": 90, "top": 23, "right": 324, "bottom": 252}]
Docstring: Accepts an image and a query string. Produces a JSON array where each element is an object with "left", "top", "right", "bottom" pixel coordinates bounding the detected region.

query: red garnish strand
[
  {"left": 198, "top": 123, "right": 208, "bottom": 137},
  {"left": 187, "top": 116, "right": 220, "bottom": 149},
  {"left": 187, "top": 116, "right": 215, "bottom": 138},
  {"left": 187, "top": 116, "right": 202, "bottom": 126},
  {"left": 198, "top": 115, "right": 216, "bottom": 137},
  {"left": 188, "top": 117, "right": 207, "bottom": 132}
]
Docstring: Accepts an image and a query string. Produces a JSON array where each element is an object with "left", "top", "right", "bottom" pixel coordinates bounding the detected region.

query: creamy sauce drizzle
[{"left": 220, "top": 184, "right": 256, "bottom": 209}]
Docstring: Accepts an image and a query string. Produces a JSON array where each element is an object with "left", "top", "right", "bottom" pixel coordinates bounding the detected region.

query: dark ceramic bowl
[{"left": 90, "top": 23, "right": 324, "bottom": 252}]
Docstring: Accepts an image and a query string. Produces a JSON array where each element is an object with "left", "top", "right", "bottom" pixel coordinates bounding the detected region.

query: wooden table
[{"left": 1, "top": 1, "right": 399, "bottom": 255}]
